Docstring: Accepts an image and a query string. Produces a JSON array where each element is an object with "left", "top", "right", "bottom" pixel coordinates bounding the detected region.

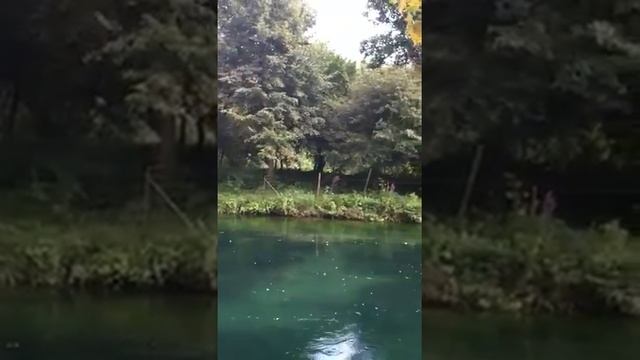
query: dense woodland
[
  {"left": 1, "top": 0, "right": 636, "bottom": 228},
  {"left": 420, "top": 0, "right": 640, "bottom": 315},
  {"left": 0, "top": 0, "right": 639, "bottom": 313},
  {"left": 218, "top": 0, "right": 422, "bottom": 184},
  {"left": 0, "top": 0, "right": 219, "bottom": 292},
  {"left": 421, "top": 0, "right": 639, "bottom": 228},
  {"left": 0, "top": 0, "right": 217, "bottom": 208}
]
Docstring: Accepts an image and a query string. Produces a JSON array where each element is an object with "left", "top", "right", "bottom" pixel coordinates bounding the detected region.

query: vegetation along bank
[
  {"left": 0, "top": 196, "right": 217, "bottom": 293},
  {"left": 218, "top": 186, "right": 422, "bottom": 224},
  {"left": 423, "top": 215, "right": 640, "bottom": 317}
]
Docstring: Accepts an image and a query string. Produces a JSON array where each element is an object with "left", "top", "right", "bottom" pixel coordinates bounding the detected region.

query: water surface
[
  {"left": 218, "top": 216, "right": 422, "bottom": 359},
  {"left": 424, "top": 310, "right": 640, "bottom": 360},
  {"left": 0, "top": 291, "right": 216, "bottom": 359}
]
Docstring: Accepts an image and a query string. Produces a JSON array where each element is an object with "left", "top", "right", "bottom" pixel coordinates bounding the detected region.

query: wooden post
[
  {"left": 458, "top": 145, "right": 485, "bottom": 220},
  {"left": 264, "top": 177, "right": 281, "bottom": 196},
  {"left": 147, "top": 174, "right": 197, "bottom": 232},
  {"left": 316, "top": 172, "right": 322, "bottom": 197},
  {"left": 363, "top": 168, "right": 373, "bottom": 194}
]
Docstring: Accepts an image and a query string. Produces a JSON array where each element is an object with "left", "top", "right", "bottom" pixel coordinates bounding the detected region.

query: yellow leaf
[
  {"left": 406, "top": 0, "right": 421, "bottom": 13},
  {"left": 407, "top": 20, "right": 422, "bottom": 45},
  {"left": 390, "top": 0, "right": 422, "bottom": 46}
]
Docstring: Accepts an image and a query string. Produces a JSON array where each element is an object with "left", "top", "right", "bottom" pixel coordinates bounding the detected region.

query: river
[
  {"left": 0, "top": 291, "right": 216, "bottom": 359},
  {"left": 218, "top": 216, "right": 423, "bottom": 359},
  {"left": 423, "top": 309, "right": 640, "bottom": 360},
  {"left": 3, "top": 216, "right": 636, "bottom": 360}
]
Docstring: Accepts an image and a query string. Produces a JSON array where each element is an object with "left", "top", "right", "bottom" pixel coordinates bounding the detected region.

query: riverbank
[
  {"left": 0, "top": 207, "right": 216, "bottom": 293},
  {"left": 423, "top": 215, "right": 640, "bottom": 316},
  {"left": 218, "top": 188, "right": 422, "bottom": 223}
]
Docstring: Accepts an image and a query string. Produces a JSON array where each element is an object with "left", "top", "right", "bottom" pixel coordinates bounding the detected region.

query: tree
[
  {"left": 361, "top": 0, "right": 422, "bottom": 67},
  {"left": 422, "top": 0, "right": 640, "bottom": 170},
  {"left": 218, "top": 0, "right": 330, "bottom": 172},
  {"left": 325, "top": 67, "right": 422, "bottom": 175},
  {"left": 0, "top": 0, "right": 117, "bottom": 139},
  {"left": 391, "top": 0, "right": 422, "bottom": 45},
  {"left": 87, "top": 0, "right": 217, "bottom": 182}
]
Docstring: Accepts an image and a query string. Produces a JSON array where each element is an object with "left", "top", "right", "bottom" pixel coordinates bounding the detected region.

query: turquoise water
[
  {"left": 218, "top": 217, "right": 422, "bottom": 359},
  {"left": 0, "top": 291, "right": 216, "bottom": 359}
]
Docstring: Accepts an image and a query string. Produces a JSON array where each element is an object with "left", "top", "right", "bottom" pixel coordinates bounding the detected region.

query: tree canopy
[
  {"left": 0, "top": 0, "right": 217, "bottom": 186},
  {"left": 216, "top": 0, "right": 422, "bottom": 179},
  {"left": 361, "top": 0, "right": 422, "bottom": 67},
  {"left": 422, "top": 0, "right": 640, "bottom": 169}
]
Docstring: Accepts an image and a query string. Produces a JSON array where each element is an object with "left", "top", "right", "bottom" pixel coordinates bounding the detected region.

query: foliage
[
  {"left": 218, "top": 186, "right": 422, "bottom": 223},
  {"left": 217, "top": 0, "right": 325, "bottom": 168},
  {"left": 391, "top": 0, "right": 422, "bottom": 45},
  {"left": 0, "top": 211, "right": 216, "bottom": 293},
  {"left": 424, "top": 215, "right": 640, "bottom": 316},
  {"left": 422, "top": 0, "right": 640, "bottom": 169},
  {"left": 0, "top": 1, "right": 217, "bottom": 189},
  {"left": 361, "top": 0, "right": 422, "bottom": 67},
  {"left": 86, "top": 0, "right": 217, "bottom": 145},
  {"left": 324, "top": 67, "right": 422, "bottom": 175}
]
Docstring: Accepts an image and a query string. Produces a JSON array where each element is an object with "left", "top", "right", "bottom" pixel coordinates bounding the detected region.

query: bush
[
  {"left": 218, "top": 187, "right": 422, "bottom": 223},
  {"left": 0, "top": 212, "right": 217, "bottom": 293},
  {"left": 423, "top": 215, "right": 640, "bottom": 316}
]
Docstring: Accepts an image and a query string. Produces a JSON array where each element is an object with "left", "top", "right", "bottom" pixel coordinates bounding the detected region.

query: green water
[
  {"left": 218, "top": 216, "right": 422, "bottom": 359},
  {"left": 0, "top": 291, "right": 216, "bottom": 359},
  {"left": 424, "top": 310, "right": 640, "bottom": 360}
]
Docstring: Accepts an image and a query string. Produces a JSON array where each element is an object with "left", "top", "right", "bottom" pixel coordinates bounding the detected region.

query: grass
[
  {"left": 0, "top": 195, "right": 217, "bottom": 293},
  {"left": 218, "top": 186, "right": 422, "bottom": 223},
  {"left": 423, "top": 214, "right": 640, "bottom": 316}
]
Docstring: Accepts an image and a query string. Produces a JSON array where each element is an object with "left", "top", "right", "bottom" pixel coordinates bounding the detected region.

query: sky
[{"left": 303, "top": 0, "right": 392, "bottom": 62}]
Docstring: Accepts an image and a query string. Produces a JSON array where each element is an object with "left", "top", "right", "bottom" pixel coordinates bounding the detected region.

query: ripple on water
[{"left": 305, "top": 324, "right": 375, "bottom": 360}]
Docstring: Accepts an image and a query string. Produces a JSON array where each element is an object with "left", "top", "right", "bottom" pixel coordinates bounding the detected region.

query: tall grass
[
  {"left": 218, "top": 186, "right": 422, "bottom": 223},
  {"left": 423, "top": 214, "right": 640, "bottom": 316},
  {"left": 0, "top": 211, "right": 217, "bottom": 293}
]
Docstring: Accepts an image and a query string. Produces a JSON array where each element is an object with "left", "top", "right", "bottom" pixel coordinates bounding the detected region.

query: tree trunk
[{"left": 266, "top": 159, "right": 275, "bottom": 182}]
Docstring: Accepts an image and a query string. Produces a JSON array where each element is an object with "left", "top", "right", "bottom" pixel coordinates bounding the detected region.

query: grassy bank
[
  {"left": 218, "top": 187, "right": 422, "bottom": 223},
  {"left": 0, "top": 199, "right": 217, "bottom": 293},
  {"left": 423, "top": 215, "right": 640, "bottom": 316}
]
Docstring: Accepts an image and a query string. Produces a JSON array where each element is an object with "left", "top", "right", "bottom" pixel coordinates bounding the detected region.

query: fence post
[
  {"left": 146, "top": 173, "right": 197, "bottom": 233},
  {"left": 264, "top": 177, "right": 281, "bottom": 196},
  {"left": 363, "top": 168, "right": 373, "bottom": 194},
  {"left": 316, "top": 172, "right": 322, "bottom": 197},
  {"left": 458, "top": 145, "right": 484, "bottom": 220}
]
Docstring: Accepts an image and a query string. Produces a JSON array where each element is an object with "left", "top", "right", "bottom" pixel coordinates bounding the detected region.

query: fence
[{"left": 218, "top": 167, "right": 422, "bottom": 195}]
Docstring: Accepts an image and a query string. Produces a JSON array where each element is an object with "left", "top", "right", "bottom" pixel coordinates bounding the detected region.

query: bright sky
[{"left": 304, "top": 0, "right": 392, "bottom": 62}]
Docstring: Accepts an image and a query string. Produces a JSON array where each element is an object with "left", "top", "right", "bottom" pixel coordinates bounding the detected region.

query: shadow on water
[
  {"left": 423, "top": 310, "right": 640, "bottom": 360},
  {"left": 218, "top": 216, "right": 421, "bottom": 360},
  {"left": 0, "top": 291, "right": 216, "bottom": 360}
]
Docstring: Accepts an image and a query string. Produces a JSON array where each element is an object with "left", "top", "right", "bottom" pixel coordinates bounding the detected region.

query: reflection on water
[
  {"left": 306, "top": 324, "right": 373, "bottom": 360},
  {"left": 218, "top": 216, "right": 421, "bottom": 360},
  {"left": 0, "top": 291, "right": 216, "bottom": 360},
  {"left": 424, "top": 310, "right": 640, "bottom": 360}
]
